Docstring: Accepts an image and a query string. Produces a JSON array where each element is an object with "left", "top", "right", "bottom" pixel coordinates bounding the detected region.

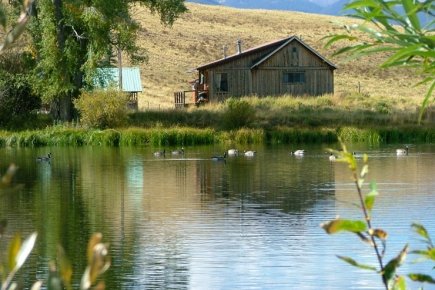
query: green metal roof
[{"left": 95, "top": 67, "right": 142, "bottom": 92}]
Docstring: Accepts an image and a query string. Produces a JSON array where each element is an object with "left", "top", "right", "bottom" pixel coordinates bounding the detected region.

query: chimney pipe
[
  {"left": 223, "top": 45, "right": 227, "bottom": 59},
  {"left": 237, "top": 40, "right": 242, "bottom": 54}
]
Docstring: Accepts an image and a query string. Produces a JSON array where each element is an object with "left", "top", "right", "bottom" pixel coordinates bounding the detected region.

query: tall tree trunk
[{"left": 52, "top": 0, "right": 72, "bottom": 121}]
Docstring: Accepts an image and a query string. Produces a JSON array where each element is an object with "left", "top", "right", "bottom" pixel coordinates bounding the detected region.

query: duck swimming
[
  {"left": 153, "top": 149, "right": 166, "bottom": 156},
  {"left": 329, "top": 153, "right": 337, "bottom": 161},
  {"left": 244, "top": 150, "right": 256, "bottom": 156},
  {"left": 211, "top": 152, "right": 226, "bottom": 161},
  {"left": 291, "top": 150, "right": 305, "bottom": 156},
  {"left": 396, "top": 146, "right": 409, "bottom": 155},
  {"left": 36, "top": 153, "right": 51, "bottom": 162},
  {"left": 171, "top": 148, "right": 184, "bottom": 155},
  {"left": 227, "top": 149, "right": 239, "bottom": 155}
]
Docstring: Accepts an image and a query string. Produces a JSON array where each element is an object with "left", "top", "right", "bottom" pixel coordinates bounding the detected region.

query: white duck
[
  {"left": 244, "top": 150, "right": 256, "bottom": 156},
  {"left": 396, "top": 146, "right": 409, "bottom": 155},
  {"left": 227, "top": 149, "right": 239, "bottom": 155}
]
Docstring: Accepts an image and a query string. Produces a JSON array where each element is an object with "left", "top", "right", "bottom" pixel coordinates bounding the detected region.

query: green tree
[
  {"left": 25, "top": 0, "right": 187, "bottom": 122},
  {"left": 322, "top": 0, "right": 435, "bottom": 122},
  {"left": 0, "top": 1, "right": 41, "bottom": 130}
]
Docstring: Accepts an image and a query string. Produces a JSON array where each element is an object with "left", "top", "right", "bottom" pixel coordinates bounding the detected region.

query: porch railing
[{"left": 174, "top": 90, "right": 209, "bottom": 108}]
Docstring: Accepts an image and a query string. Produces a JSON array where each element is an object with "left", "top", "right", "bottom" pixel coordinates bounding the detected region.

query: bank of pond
[{"left": 1, "top": 125, "right": 435, "bottom": 147}]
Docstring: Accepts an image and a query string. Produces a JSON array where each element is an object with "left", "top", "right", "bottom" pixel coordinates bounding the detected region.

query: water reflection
[{"left": 0, "top": 143, "right": 434, "bottom": 289}]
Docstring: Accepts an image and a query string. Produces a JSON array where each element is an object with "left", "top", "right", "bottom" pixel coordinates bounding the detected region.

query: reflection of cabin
[
  {"left": 174, "top": 36, "right": 337, "bottom": 107},
  {"left": 95, "top": 68, "right": 142, "bottom": 110}
]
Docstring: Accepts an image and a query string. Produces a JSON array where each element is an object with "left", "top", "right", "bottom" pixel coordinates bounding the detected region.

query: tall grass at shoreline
[{"left": 2, "top": 125, "right": 435, "bottom": 147}]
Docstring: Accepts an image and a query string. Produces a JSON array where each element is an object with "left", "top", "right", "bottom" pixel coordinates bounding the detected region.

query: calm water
[{"left": 1, "top": 143, "right": 435, "bottom": 289}]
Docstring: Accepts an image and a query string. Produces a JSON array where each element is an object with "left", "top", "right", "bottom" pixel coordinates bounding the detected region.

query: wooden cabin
[{"left": 174, "top": 36, "right": 336, "bottom": 107}]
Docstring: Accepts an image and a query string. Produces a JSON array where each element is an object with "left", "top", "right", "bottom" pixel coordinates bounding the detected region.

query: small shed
[
  {"left": 189, "top": 36, "right": 337, "bottom": 104},
  {"left": 95, "top": 67, "right": 142, "bottom": 110}
]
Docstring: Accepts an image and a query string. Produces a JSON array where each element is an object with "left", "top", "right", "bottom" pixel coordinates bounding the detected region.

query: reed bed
[
  {"left": 268, "top": 127, "right": 338, "bottom": 144},
  {"left": 3, "top": 125, "right": 435, "bottom": 148}
]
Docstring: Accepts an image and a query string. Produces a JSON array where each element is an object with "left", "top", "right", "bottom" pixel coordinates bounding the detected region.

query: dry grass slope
[{"left": 129, "top": 3, "right": 429, "bottom": 111}]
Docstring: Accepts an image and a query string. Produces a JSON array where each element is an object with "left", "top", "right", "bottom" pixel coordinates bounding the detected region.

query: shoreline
[{"left": 1, "top": 125, "right": 434, "bottom": 147}]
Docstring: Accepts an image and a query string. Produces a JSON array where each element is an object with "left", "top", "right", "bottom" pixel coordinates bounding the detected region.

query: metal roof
[
  {"left": 195, "top": 36, "right": 337, "bottom": 71},
  {"left": 95, "top": 67, "right": 142, "bottom": 92}
]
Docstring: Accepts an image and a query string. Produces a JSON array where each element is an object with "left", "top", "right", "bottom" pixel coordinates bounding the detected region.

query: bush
[
  {"left": 74, "top": 89, "right": 130, "bottom": 129},
  {"left": 223, "top": 97, "right": 256, "bottom": 130}
]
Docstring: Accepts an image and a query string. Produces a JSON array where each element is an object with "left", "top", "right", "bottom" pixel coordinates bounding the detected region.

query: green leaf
[
  {"left": 408, "top": 273, "right": 435, "bottom": 284},
  {"left": 411, "top": 223, "right": 431, "bottom": 242},
  {"left": 337, "top": 255, "right": 377, "bottom": 271},
  {"left": 383, "top": 244, "right": 409, "bottom": 287},
  {"left": 392, "top": 275, "right": 407, "bottom": 290},
  {"left": 401, "top": 0, "right": 421, "bottom": 31},
  {"left": 322, "top": 35, "right": 357, "bottom": 49},
  {"left": 360, "top": 164, "right": 369, "bottom": 179},
  {"left": 419, "top": 80, "right": 435, "bottom": 124},
  {"left": 365, "top": 180, "right": 379, "bottom": 211},
  {"left": 320, "top": 219, "right": 367, "bottom": 234}
]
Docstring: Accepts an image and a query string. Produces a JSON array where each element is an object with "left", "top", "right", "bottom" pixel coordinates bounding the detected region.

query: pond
[{"left": 1, "top": 142, "right": 434, "bottom": 289}]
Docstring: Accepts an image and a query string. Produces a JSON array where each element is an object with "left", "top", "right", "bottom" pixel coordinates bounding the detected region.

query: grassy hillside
[{"left": 129, "top": 3, "right": 428, "bottom": 110}]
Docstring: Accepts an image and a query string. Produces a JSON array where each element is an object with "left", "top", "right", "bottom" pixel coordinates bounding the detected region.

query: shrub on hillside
[
  {"left": 74, "top": 89, "right": 130, "bottom": 129},
  {"left": 223, "top": 98, "right": 256, "bottom": 130}
]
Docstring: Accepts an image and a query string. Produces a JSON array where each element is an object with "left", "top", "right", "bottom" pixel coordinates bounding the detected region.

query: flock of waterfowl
[
  {"left": 327, "top": 145, "right": 410, "bottom": 161},
  {"left": 36, "top": 146, "right": 410, "bottom": 164},
  {"left": 152, "top": 145, "right": 411, "bottom": 162},
  {"left": 151, "top": 148, "right": 257, "bottom": 161}
]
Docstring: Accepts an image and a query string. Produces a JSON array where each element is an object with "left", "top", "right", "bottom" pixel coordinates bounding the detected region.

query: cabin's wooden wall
[{"left": 203, "top": 41, "right": 334, "bottom": 102}]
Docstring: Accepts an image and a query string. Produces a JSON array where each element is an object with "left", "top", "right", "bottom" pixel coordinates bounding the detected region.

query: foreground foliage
[
  {"left": 323, "top": 0, "right": 435, "bottom": 122},
  {"left": 321, "top": 141, "right": 435, "bottom": 289}
]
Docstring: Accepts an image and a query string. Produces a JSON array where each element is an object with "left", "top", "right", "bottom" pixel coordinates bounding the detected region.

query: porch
[{"left": 174, "top": 90, "right": 209, "bottom": 108}]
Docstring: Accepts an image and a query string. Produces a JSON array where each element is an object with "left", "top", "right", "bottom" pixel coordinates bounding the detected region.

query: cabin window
[
  {"left": 282, "top": 72, "right": 305, "bottom": 84},
  {"left": 292, "top": 47, "right": 297, "bottom": 53},
  {"left": 215, "top": 73, "right": 228, "bottom": 92}
]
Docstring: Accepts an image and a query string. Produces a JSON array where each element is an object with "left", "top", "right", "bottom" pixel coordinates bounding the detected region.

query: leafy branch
[
  {"left": 321, "top": 139, "right": 435, "bottom": 289},
  {"left": 322, "top": 0, "right": 435, "bottom": 123}
]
